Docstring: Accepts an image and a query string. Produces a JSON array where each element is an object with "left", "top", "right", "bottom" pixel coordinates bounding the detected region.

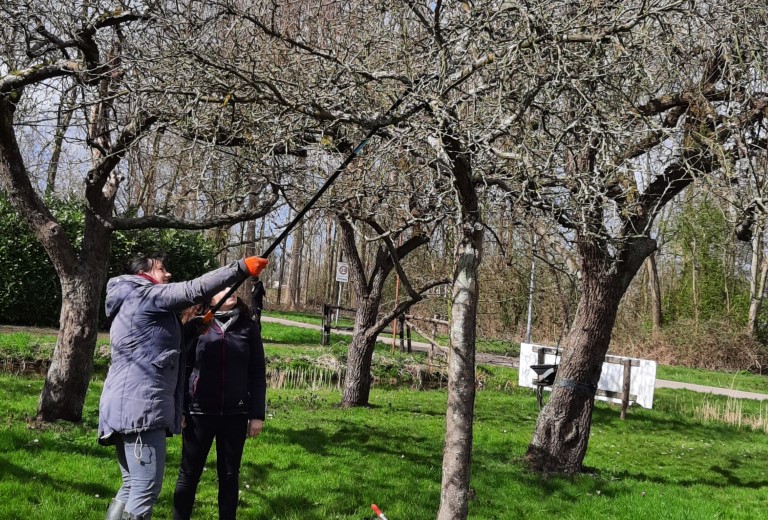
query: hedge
[{"left": 0, "top": 196, "right": 218, "bottom": 327}]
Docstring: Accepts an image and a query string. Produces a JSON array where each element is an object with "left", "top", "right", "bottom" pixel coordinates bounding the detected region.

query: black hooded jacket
[{"left": 183, "top": 305, "right": 266, "bottom": 420}]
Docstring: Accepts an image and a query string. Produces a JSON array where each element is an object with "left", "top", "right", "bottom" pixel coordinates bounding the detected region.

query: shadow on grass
[
  {"left": 591, "top": 405, "right": 762, "bottom": 439},
  {"left": 269, "top": 422, "right": 441, "bottom": 468},
  {"left": 0, "top": 428, "right": 113, "bottom": 461},
  {"left": 238, "top": 459, "right": 436, "bottom": 519},
  {"left": 239, "top": 460, "right": 275, "bottom": 482},
  {"left": 0, "top": 455, "right": 114, "bottom": 497},
  {"left": 578, "top": 406, "right": 768, "bottom": 490},
  {"left": 245, "top": 492, "right": 322, "bottom": 520},
  {"left": 588, "top": 465, "right": 768, "bottom": 490}
]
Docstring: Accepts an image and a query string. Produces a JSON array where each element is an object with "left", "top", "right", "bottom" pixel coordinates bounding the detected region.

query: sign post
[{"left": 335, "top": 261, "right": 348, "bottom": 323}]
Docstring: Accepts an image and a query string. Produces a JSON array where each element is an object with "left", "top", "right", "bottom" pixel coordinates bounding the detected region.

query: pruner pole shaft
[{"left": 208, "top": 89, "right": 412, "bottom": 315}]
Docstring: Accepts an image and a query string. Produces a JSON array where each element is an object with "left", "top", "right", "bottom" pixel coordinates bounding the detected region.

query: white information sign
[
  {"left": 518, "top": 343, "right": 657, "bottom": 409},
  {"left": 335, "top": 261, "right": 349, "bottom": 283}
]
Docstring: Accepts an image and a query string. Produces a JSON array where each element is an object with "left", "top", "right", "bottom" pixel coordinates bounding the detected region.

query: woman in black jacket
[{"left": 173, "top": 287, "right": 266, "bottom": 520}]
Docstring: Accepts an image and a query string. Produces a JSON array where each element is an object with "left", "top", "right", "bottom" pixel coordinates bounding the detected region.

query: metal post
[
  {"left": 322, "top": 304, "right": 332, "bottom": 346},
  {"left": 525, "top": 233, "right": 538, "bottom": 344},
  {"left": 321, "top": 304, "right": 327, "bottom": 345},
  {"left": 406, "top": 323, "right": 412, "bottom": 353},
  {"left": 621, "top": 360, "right": 632, "bottom": 420},
  {"left": 399, "top": 315, "right": 405, "bottom": 352},
  {"left": 335, "top": 282, "right": 342, "bottom": 324}
]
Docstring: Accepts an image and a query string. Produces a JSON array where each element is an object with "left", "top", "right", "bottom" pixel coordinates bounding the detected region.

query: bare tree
[
  {"left": 0, "top": 2, "right": 287, "bottom": 421},
  {"left": 136, "top": 0, "right": 768, "bottom": 515},
  {"left": 731, "top": 143, "right": 768, "bottom": 336},
  {"left": 181, "top": 4, "right": 498, "bottom": 516},
  {"left": 332, "top": 158, "right": 448, "bottom": 406},
  {"left": 479, "top": 1, "right": 768, "bottom": 473}
]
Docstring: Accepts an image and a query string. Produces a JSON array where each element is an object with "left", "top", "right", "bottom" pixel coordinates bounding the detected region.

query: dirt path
[
  {"left": 262, "top": 316, "right": 519, "bottom": 368},
  {"left": 654, "top": 380, "right": 768, "bottom": 401}
]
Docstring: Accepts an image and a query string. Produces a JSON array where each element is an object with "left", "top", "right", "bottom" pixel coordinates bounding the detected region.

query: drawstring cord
[{"left": 133, "top": 432, "right": 144, "bottom": 464}]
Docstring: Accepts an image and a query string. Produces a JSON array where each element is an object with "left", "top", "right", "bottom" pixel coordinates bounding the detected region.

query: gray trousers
[{"left": 114, "top": 429, "right": 167, "bottom": 516}]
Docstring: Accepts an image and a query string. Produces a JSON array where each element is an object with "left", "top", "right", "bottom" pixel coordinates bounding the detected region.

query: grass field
[
  {"left": 2, "top": 321, "right": 768, "bottom": 519},
  {"left": 2, "top": 368, "right": 768, "bottom": 520},
  {"left": 655, "top": 365, "right": 768, "bottom": 394}
]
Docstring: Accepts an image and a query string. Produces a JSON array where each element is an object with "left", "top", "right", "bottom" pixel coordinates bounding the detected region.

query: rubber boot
[
  {"left": 121, "top": 511, "right": 152, "bottom": 520},
  {"left": 105, "top": 499, "right": 125, "bottom": 520}
]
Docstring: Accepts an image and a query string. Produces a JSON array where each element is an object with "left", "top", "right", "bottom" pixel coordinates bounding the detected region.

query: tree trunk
[
  {"left": 646, "top": 252, "right": 662, "bottom": 334},
  {"left": 747, "top": 223, "right": 768, "bottom": 336},
  {"left": 304, "top": 226, "right": 313, "bottom": 305},
  {"left": 337, "top": 213, "right": 381, "bottom": 407},
  {"left": 341, "top": 297, "right": 380, "bottom": 406},
  {"left": 437, "top": 225, "right": 482, "bottom": 520},
  {"left": 324, "top": 219, "right": 336, "bottom": 302},
  {"left": 524, "top": 233, "right": 653, "bottom": 474},
  {"left": 525, "top": 274, "right": 623, "bottom": 473},
  {"left": 1, "top": 93, "right": 111, "bottom": 422},
  {"left": 436, "top": 112, "right": 481, "bottom": 520},
  {"left": 335, "top": 212, "right": 431, "bottom": 406},
  {"left": 37, "top": 271, "right": 105, "bottom": 421},
  {"left": 288, "top": 222, "right": 304, "bottom": 310},
  {"left": 277, "top": 243, "right": 287, "bottom": 307},
  {"left": 691, "top": 237, "right": 699, "bottom": 324}
]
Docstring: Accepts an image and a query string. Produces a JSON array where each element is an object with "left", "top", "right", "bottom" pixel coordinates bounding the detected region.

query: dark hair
[
  {"left": 124, "top": 252, "right": 169, "bottom": 275},
  {"left": 181, "top": 297, "right": 252, "bottom": 325},
  {"left": 181, "top": 303, "right": 207, "bottom": 324}
]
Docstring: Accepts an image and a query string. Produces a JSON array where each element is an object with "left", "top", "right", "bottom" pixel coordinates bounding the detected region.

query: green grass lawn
[
  {"left": 0, "top": 332, "right": 112, "bottom": 370},
  {"left": 656, "top": 365, "right": 768, "bottom": 394},
  {"left": 1, "top": 327, "right": 768, "bottom": 519},
  {"left": 260, "top": 320, "right": 351, "bottom": 346},
  {"left": 1, "top": 370, "right": 767, "bottom": 520}
]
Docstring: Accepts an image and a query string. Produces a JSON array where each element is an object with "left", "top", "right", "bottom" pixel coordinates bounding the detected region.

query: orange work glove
[{"left": 242, "top": 256, "right": 269, "bottom": 277}]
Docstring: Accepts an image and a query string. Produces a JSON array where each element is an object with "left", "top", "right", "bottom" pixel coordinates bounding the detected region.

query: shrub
[
  {"left": 0, "top": 196, "right": 218, "bottom": 327},
  {"left": 613, "top": 318, "right": 767, "bottom": 373}
]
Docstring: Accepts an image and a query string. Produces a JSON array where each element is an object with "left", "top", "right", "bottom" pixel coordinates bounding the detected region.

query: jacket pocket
[{"left": 151, "top": 350, "right": 180, "bottom": 370}]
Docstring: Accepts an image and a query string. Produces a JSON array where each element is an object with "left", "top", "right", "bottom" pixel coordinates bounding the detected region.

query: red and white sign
[{"left": 335, "top": 261, "right": 349, "bottom": 283}]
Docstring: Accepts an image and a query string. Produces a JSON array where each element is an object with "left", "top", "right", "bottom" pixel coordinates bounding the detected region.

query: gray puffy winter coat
[{"left": 98, "top": 261, "right": 248, "bottom": 444}]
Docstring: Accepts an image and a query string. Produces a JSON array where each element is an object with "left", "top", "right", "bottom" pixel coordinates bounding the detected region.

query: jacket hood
[{"left": 105, "top": 275, "right": 152, "bottom": 320}]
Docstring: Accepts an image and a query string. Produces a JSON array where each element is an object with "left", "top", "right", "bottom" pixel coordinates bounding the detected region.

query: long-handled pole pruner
[
  {"left": 205, "top": 89, "right": 412, "bottom": 318},
  {"left": 371, "top": 504, "right": 389, "bottom": 520}
]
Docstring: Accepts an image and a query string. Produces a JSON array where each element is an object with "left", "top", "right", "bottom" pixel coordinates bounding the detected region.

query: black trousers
[{"left": 173, "top": 414, "right": 248, "bottom": 520}]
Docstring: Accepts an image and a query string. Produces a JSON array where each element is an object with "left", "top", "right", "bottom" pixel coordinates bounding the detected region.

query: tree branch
[
  {"left": 111, "top": 187, "right": 279, "bottom": 231},
  {"left": 371, "top": 278, "right": 451, "bottom": 333}
]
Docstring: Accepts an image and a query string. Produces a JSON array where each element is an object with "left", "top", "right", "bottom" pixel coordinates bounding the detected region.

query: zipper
[{"left": 220, "top": 327, "right": 226, "bottom": 415}]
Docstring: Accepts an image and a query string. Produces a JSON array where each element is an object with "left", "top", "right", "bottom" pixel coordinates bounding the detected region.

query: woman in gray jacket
[{"left": 99, "top": 253, "right": 267, "bottom": 520}]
